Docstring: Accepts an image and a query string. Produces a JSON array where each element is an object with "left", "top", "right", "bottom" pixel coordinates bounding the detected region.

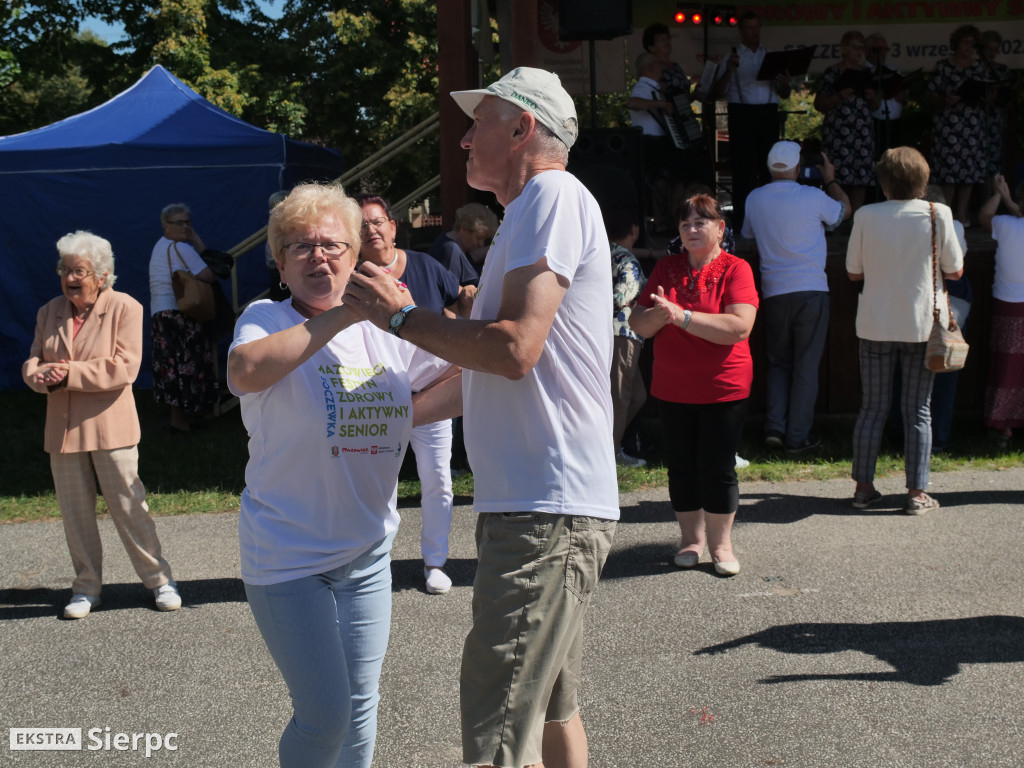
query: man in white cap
[
  {"left": 742, "top": 140, "right": 850, "bottom": 452},
  {"left": 344, "top": 67, "right": 618, "bottom": 768}
]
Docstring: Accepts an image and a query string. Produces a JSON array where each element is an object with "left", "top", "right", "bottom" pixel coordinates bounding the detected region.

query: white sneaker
[
  {"left": 64, "top": 594, "right": 100, "bottom": 619},
  {"left": 424, "top": 567, "right": 452, "bottom": 595},
  {"left": 735, "top": 454, "right": 750, "bottom": 469},
  {"left": 616, "top": 450, "right": 646, "bottom": 468},
  {"left": 153, "top": 582, "right": 182, "bottom": 611}
]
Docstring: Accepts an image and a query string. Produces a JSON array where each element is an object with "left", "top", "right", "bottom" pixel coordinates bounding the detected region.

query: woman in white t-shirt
[
  {"left": 148, "top": 204, "right": 224, "bottom": 432},
  {"left": 227, "top": 184, "right": 458, "bottom": 768},
  {"left": 846, "top": 147, "right": 963, "bottom": 514},
  {"left": 979, "top": 174, "right": 1024, "bottom": 447}
]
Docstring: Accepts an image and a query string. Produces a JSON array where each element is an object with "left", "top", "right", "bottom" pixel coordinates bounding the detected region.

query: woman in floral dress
[
  {"left": 928, "top": 24, "right": 988, "bottom": 224},
  {"left": 980, "top": 30, "right": 1012, "bottom": 178},
  {"left": 815, "top": 31, "right": 879, "bottom": 215}
]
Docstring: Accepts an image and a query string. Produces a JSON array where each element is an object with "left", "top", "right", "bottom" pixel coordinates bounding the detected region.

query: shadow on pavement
[
  {"left": 693, "top": 615, "right": 1024, "bottom": 686},
  {"left": 0, "top": 577, "right": 247, "bottom": 621}
]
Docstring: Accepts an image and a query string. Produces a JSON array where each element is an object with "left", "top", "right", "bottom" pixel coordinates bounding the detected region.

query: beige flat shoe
[
  {"left": 673, "top": 551, "right": 700, "bottom": 568},
  {"left": 713, "top": 560, "right": 741, "bottom": 576}
]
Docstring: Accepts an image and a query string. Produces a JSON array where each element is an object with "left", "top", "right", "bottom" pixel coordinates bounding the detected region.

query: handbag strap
[
  {"left": 928, "top": 202, "right": 958, "bottom": 331},
  {"left": 166, "top": 241, "right": 190, "bottom": 275}
]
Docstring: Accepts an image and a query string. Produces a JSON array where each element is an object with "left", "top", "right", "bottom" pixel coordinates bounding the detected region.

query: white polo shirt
[{"left": 741, "top": 180, "right": 845, "bottom": 298}]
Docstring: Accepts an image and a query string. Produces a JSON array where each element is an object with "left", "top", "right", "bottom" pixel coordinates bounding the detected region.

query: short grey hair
[
  {"left": 495, "top": 97, "right": 573, "bottom": 164},
  {"left": 161, "top": 203, "right": 190, "bottom": 225},
  {"left": 55, "top": 231, "right": 117, "bottom": 290},
  {"left": 534, "top": 122, "right": 570, "bottom": 165},
  {"left": 635, "top": 52, "right": 655, "bottom": 77},
  {"left": 454, "top": 202, "right": 499, "bottom": 236}
]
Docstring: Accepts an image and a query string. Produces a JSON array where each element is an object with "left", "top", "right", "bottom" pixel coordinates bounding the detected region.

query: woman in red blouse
[{"left": 630, "top": 194, "right": 759, "bottom": 576}]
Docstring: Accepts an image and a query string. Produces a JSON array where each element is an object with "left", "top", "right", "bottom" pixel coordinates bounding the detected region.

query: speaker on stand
[{"left": 568, "top": 127, "right": 648, "bottom": 243}]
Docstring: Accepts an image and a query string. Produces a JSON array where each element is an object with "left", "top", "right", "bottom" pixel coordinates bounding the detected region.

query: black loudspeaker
[
  {"left": 558, "top": 0, "right": 632, "bottom": 41},
  {"left": 567, "top": 128, "right": 646, "bottom": 236}
]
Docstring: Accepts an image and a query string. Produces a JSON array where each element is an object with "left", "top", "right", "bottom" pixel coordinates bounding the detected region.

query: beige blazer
[{"left": 22, "top": 289, "right": 143, "bottom": 454}]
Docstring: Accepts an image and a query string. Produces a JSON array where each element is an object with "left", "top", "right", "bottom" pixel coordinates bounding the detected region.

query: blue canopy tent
[{"left": 0, "top": 65, "right": 344, "bottom": 389}]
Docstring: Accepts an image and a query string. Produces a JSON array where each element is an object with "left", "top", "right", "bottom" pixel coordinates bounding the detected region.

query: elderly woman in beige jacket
[
  {"left": 22, "top": 231, "right": 180, "bottom": 619},
  {"left": 846, "top": 148, "right": 964, "bottom": 514}
]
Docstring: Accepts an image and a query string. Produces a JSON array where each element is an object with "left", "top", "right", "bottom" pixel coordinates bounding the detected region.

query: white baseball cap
[
  {"left": 451, "top": 67, "right": 579, "bottom": 149},
  {"left": 767, "top": 140, "right": 801, "bottom": 172}
]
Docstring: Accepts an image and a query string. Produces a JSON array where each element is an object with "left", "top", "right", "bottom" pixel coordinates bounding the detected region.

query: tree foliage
[{"left": 1, "top": 1, "right": 443, "bottom": 201}]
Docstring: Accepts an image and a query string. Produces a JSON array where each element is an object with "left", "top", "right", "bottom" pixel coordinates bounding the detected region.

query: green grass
[{"left": 1, "top": 390, "right": 1020, "bottom": 523}]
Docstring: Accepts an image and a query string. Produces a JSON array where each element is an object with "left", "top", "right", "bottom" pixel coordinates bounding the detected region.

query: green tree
[
  {"left": 3, "top": 1, "right": 448, "bottom": 202},
  {"left": 271, "top": 0, "right": 441, "bottom": 201},
  {"left": 0, "top": 2, "right": 123, "bottom": 134}
]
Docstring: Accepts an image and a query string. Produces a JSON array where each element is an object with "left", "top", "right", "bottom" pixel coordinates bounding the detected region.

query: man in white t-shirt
[
  {"left": 742, "top": 140, "right": 850, "bottom": 452},
  {"left": 344, "top": 67, "right": 618, "bottom": 768}
]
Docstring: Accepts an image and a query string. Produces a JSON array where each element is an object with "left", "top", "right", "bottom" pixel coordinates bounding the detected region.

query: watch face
[{"left": 389, "top": 310, "right": 406, "bottom": 330}]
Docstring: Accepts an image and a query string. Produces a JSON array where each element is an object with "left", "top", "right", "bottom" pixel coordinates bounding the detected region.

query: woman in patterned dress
[
  {"left": 630, "top": 194, "right": 758, "bottom": 577},
  {"left": 980, "top": 30, "right": 1011, "bottom": 178},
  {"left": 815, "top": 30, "right": 879, "bottom": 215},
  {"left": 928, "top": 24, "right": 988, "bottom": 224}
]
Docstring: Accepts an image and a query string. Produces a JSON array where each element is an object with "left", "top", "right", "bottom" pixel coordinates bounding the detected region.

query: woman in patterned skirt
[{"left": 979, "top": 174, "right": 1024, "bottom": 448}]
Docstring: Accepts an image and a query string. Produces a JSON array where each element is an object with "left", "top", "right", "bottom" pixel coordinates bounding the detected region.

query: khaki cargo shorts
[{"left": 460, "top": 512, "right": 616, "bottom": 768}]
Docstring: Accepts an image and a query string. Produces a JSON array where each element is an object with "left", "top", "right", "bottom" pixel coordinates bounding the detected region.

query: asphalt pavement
[{"left": 2, "top": 467, "right": 1023, "bottom": 767}]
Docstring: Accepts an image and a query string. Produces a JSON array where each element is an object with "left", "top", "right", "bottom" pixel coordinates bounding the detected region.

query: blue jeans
[
  {"left": 245, "top": 534, "right": 394, "bottom": 768},
  {"left": 762, "top": 291, "right": 829, "bottom": 446}
]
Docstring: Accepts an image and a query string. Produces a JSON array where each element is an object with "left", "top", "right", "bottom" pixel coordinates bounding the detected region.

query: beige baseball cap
[{"left": 451, "top": 67, "right": 579, "bottom": 149}]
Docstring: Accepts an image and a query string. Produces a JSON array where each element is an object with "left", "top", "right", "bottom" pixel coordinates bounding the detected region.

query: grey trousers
[
  {"left": 852, "top": 340, "right": 934, "bottom": 490},
  {"left": 762, "top": 291, "right": 830, "bottom": 445}
]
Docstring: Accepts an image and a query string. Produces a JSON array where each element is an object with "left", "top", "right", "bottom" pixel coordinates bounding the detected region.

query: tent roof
[{"left": 0, "top": 65, "right": 297, "bottom": 171}]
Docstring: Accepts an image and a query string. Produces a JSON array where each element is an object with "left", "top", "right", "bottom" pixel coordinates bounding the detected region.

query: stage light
[{"left": 674, "top": 11, "right": 686, "bottom": 22}]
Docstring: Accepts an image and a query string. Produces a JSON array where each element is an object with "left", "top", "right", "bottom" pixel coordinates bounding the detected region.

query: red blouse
[{"left": 637, "top": 250, "right": 759, "bottom": 404}]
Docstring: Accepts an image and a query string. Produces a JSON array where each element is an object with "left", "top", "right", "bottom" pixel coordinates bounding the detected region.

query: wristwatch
[{"left": 388, "top": 304, "right": 418, "bottom": 336}]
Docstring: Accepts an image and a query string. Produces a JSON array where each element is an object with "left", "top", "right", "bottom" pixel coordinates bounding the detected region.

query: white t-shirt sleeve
[
  {"left": 227, "top": 300, "right": 292, "bottom": 396},
  {"left": 168, "top": 241, "right": 209, "bottom": 275},
  {"left": 819, "top": 193, "right": 845, "bottom": 229},
  {"left": 503, "top": 176, "right": 583, "bottom": 282}
]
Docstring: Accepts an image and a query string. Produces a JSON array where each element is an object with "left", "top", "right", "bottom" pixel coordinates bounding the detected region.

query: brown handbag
[
  {"left": 924, "top": 202, "right": 968, "bottom": 373},
  {"left": 167, "top": 243, "right": 215, "bottom": 323}
]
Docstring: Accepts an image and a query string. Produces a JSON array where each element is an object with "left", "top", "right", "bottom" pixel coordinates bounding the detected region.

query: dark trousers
[
  {"left": 763, "top": 291, "right": 830, "bottom": 446},
  {"left": 659, "top": 398, "right": 747, "bottom": 515},
  {"left": 727, "top": 103, "right": 781, "bottom": 230}
]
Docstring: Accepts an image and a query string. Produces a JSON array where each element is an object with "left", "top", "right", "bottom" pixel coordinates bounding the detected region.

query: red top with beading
[{"left": 637, "top": 250, "right": 759, "bottom": 404}]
